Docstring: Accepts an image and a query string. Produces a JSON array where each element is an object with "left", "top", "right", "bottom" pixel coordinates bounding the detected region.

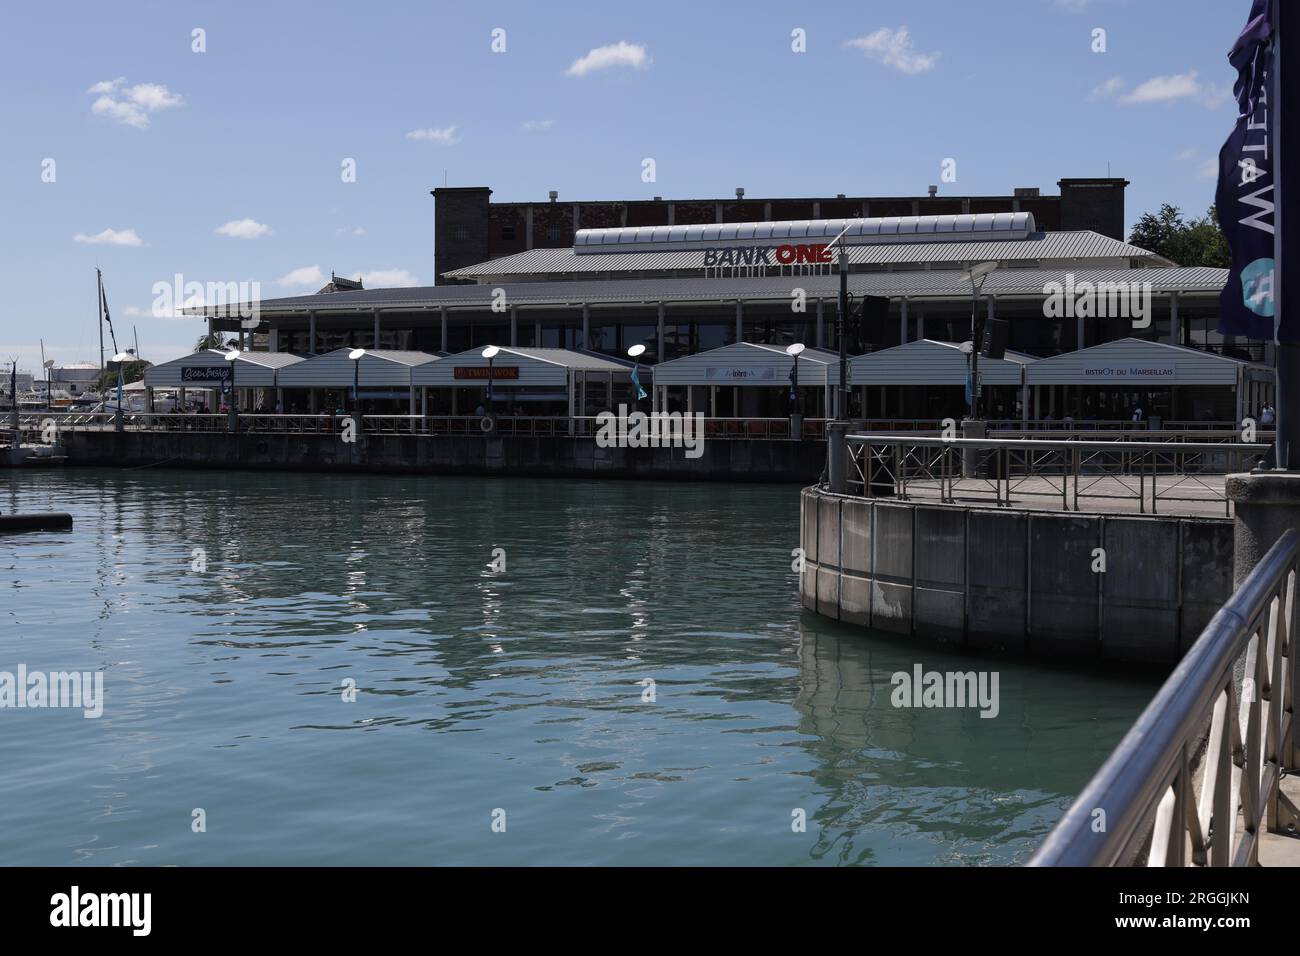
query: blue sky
[{"left": 0, "top": 0, "right": 1251, "bottom": 373}]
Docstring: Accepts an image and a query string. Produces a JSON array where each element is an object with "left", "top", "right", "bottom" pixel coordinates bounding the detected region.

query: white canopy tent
[{"left": 650, "top": 342, "right": 839, "bottom": 417}]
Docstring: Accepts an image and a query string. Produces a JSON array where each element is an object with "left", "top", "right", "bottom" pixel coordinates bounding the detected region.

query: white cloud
[
  {"left": 565, "top": 41, "right": 651, "bottom": 77},
  {"left": 349, "top": 269, "right": 420, "bottom": 288},
  {"left": 1055, "top": 0, "right": 1091, "bottom": 10},
  {"left": 73, "top": 227, "right": 143, "bottom": 246},
  {"left": 87, "top": 78, "right": 182, "bottom": 129},
  {"left": 336, "top": 226, "right": 366, "bottom": 236},
  {"left": 124, "top": 305, "right": 149, "bottom": 317},
  {"left": 1088, "top": 75, "right": 1126, "bottom": 101},
  {"left": 1094, "top": 71, "right": 1232, "bottom": 110},
  {"left": 276, "top": 265, "right": 325, "bottom": 287},
  {"left": 1197, "top": 157, "right": 1219, "bottom": 179},
  {"left": 406, "top": 126, "right": 461, "bottom": 145},
  {"left": 521, "top": 119, "right": 555, "bottom": 132},
  {"left": 216, "top": 218, "right": 271, "bottom": 239},
  {"left": 844, "top": 27, "right": 940, "bottom": 75}
]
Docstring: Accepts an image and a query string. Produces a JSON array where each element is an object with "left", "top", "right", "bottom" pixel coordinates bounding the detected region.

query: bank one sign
[{"left": 701, "top": 243, "right": 833, "bottom": 268}]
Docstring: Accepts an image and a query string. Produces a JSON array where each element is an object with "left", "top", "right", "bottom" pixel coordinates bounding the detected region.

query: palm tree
[{"left": 194, "top": 333, "right": 230, "bottom": 352}]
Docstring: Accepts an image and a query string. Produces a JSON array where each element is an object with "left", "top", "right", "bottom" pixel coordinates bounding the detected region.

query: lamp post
[
  {"left": 223, "top": 348, "right": 239, "bottom": 433},
  {"left": 348, "top": 348, "right": 366, "bottom": 418},
  {"left": 627, "top": 343, "right": 647, "bottom": 410},
  {"left": 43, "top": 359, "right": 53, "bottom": 412},
  {"left": 959, "top": 261, "right": 999, "bottom": 421},
  {"left": 786, "top": 342, "right": 805, "bottom": 439},
  {"left": 482, "top": 345, "right": 499, "bottom": 423}
]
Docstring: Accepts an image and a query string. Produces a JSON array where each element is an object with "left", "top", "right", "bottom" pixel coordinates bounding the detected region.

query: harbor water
[{"left": 0, "top": 469, "right": 1157, "bottom": 865}]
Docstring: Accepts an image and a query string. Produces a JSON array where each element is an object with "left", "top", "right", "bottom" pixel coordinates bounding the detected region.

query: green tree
[
  {"left": 194, "top": 333, "right": 230, "bottom": 352},
  {"left": 1128, "top": 203, "right": 1230, "bottom": 268},
  {"left": 95, "top": 359, "right": 151, "bottom": 393}
]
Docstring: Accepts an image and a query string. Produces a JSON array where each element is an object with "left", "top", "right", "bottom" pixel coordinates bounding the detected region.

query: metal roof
[
  {"left": 193, "top": 267, "right": 1228, "bottom": 318},
  {"left": 574, "top": 212, "right": 1035, "bottom": 252},
  {"left": 446, "top": 230, "right": 1164, "bottom": 278}
]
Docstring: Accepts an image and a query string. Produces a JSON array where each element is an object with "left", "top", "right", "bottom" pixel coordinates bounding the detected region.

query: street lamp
[
  {"left": 959, "top": 261, "right": 999, "bottom": 420},
  {"left": 627, "top": 343, "right": 647, "bottom": 407},
  {"left": 482, "top": 346, "right": 499, "bottom": 417},
  {"left": 786, "top": 342, "right": 805, "bottom": 437},
  {"left": 43, "top": 359, "right": 54, "bottom": 412},
  {"left": 349, "top": 348, "right": 366, "bottom": 414},
  {"left": 224, "top": 348, "right": 240, "bottom": 432}
]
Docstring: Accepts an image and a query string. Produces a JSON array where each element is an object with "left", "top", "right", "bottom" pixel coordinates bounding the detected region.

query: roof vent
[
  {"left": 1014, "top": 187, "right": 1040, "bottom": 198},
  {"left": 735, "top": 187, "right": 745, "bottom": 199},
  {"left": 548, "top": 190, "right": 558, "bottom": 202},
  {"left": 927, "top": 185, "right": 938, "bottom": 198},
  {"left": 653, "top": 196, "right": 662, "bottom": 201},
  {"left": 836, "top": 193, "right": 846, "bottom": 199}
]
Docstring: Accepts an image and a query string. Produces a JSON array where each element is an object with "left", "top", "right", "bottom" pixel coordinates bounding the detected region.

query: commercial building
[{"left": 188, "top": 177, "right": 1272, "bottom": 424}]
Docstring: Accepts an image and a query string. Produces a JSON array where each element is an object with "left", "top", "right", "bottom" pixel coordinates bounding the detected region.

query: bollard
[
  {"left": 961, "top": 418, "right": 986, "bottom": 479},
  {"left": 114, "top": 407, "right": 124, "bottom": 433},
  {"left": 789, "top": 412, "right": 803, "bottom": 440},
  {"left": 1226, "top": 472, "right": 1300, "bottom": 586},
  {"left": 827, "top": 422, "right": 848, "bottom": 493}
]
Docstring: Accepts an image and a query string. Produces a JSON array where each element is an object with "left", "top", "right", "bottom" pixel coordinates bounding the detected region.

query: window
[
  {"left": 452, "top": 226, "right": 469, "bottom": 241},
  {"left": 546, "top": 225, "right": 561, "bottom": 242},
  {"left": 501, "top": 225, "right": 516, "bottom": 241}
]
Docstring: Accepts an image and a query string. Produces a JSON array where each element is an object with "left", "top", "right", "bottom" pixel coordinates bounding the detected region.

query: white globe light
[
  {"left": 786, "top": 343, "right": 806, "bottom": 356},
  {"left": 348, "top": 348, "right": 367, "bottom": 360},
  {"left": 482, "top": 345, "right": 500, "bottom": 359},
  {"left": 224, "top": 349, "right": 240, "bottom": 362},
  {"left": 627, "top": 344, "right": 646, "bottom": 358}
]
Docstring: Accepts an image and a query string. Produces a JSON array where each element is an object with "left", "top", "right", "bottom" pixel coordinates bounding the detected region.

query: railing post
[{"left": 827, "top": 422, "right": 848, "bottom": 494}]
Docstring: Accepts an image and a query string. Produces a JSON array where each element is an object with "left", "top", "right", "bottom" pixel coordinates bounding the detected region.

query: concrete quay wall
[
  {"left": 800, "top": 486, "right": 1233, "bottom": 665},
  {"left": 57, "top": 430, "right": 826, "bottom": 483}
]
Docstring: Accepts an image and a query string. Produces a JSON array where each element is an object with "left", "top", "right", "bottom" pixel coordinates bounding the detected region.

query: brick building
[{"left": 432, "top": 178, "right": 1130, "bottom": 284}]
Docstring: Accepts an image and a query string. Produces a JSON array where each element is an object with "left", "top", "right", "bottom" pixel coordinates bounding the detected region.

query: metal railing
[
  {"left": 842, "top": 435, "right": 1271, "bottom": 515},
  {"left": 1029, "top": 529, "right": 1299, "bottom": 866}
]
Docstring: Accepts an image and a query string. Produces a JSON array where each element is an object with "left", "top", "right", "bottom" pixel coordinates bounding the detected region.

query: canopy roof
[
  {"left": 652, "top": 342, "right": 840, "bottom": 387},
  {"left": 412, "top": 347, "right": 637, "bottom": 387},
  {"left": 276, "top": 349, "right": 439, "bottom": 388},
  {"left": 848, "top": 339, "right": 1035, "bottom": 386},
  {"left": 1025, "top": 337, "right": 1267, "bottom": 386},
  {"left": 143, "top": 349, "right": 305, "bottom": 387}
]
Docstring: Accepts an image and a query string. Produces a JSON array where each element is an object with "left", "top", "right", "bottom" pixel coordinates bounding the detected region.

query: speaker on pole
[{"left": 981, "top": 317, "right": 1009, "bottom": 360}]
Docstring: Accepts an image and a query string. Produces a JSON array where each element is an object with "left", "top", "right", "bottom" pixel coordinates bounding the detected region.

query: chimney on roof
[
  {"left": 653, "top": 196, "right": 662, "bottom": 201},
  {"left": 836, "top": 193, "right": 846, "bottom": 199},
  {"left": 735, "top": 187, "right": 745, "bottom": 199},
  {"left": 927, "top": 185, "right": 938, "bottom": 198},
  {"left": 548, "top": 190, "right": 558, "bottom": 202}
]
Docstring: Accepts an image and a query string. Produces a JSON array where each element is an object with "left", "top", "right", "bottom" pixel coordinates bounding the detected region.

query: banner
[{"left": 1216, "top": 0, "right": 1284, "bottom": 341}]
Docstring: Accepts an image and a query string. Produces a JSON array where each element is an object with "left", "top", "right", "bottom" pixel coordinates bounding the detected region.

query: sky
[{"left": 0, "top": 0, "right": 1253, "bottom": 374}]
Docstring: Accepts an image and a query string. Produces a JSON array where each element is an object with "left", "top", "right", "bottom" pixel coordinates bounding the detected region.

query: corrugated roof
[
  {"left": 190, "top": 266, "right": 1227, "bottom": 317},
  {"left": 445, "top": 230, "right": 1165, "bottom": 278}
]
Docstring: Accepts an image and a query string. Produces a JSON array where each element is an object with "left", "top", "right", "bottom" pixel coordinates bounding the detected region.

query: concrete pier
[{"left": 800, "top": 486, "right": 1233, "bottom": 665}]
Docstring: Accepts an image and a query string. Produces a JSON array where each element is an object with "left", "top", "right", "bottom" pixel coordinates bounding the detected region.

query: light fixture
[
  {"left": 348, "top": 348, "right": 367, "bottom": 361},
  {"left": 627, "top": 344, "right": 646, "bottom": 358},
  {"left": 960, "top": 261, "right": 999, "bottom": 284},
  {"left": 482, "top": 345, "right": 500, "bottom": 359},
  {"left": 112, "top": 351, "right": 134, "bottom": 362},
  {"left": 786, "top": 343, "right": 806, "bottom": 356},
  {"left": 224, "top": 349, "right": 240, "bottom": 362}
]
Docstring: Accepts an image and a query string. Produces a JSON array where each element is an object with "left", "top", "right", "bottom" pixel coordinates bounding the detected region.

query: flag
[
  {"left": 117, "top": 369, "right": 124, "bottom": 408},
  {"left": 1216, "top": 0, "right": 1285, "bottom": 341},
  {"left": 964, "top": 368, "right": 974, "bottom": 408},
  {"left": 630, "top": 364, "right": 647, "bottom": 401}
]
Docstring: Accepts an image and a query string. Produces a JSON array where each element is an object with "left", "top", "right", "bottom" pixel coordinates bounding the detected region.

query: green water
[{"left": 0, "top": 469, "right": 1157, "bottom": 865}]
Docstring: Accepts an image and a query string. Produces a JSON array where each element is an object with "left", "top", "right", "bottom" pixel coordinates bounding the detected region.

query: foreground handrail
[{"left": 1028, "top": 529, "right": 1299, "bottom": 866}]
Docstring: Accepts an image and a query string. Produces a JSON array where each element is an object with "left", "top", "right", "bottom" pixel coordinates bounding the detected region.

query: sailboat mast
[{"left": 97, "top": 268, "right": 105, "bottom": 373}]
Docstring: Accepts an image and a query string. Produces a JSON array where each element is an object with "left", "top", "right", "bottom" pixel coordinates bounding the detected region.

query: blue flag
[
  {"left": 630, "top": 364, "right": 647, "bottom": 401},
  {"left": 1216, "top": 0, "right": 1283, "bottom": 341},
  {"left": 964, "top": 368, "right": 974, "bottom": 408}
]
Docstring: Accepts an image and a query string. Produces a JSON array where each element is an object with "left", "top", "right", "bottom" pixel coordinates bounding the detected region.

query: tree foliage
[{"left": 1128, "top": 203, "right": 1230, "bottom": 268}]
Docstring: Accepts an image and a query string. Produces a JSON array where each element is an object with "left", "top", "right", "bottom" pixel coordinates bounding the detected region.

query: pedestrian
[{"left": 1260, "top": 403, "right": 1276, "bottom": 425}]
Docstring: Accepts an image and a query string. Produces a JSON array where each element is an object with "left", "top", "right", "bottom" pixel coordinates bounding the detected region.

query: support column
[
  {"left": 815, "top": 299, "right": 824, "bottom": 348},
  {"left": 510, "top": 307, "right": 518, "bottom": 347},
  {"left": 373, "top": 309, "right": 382, "bottom": 348},
  {"left": 1168, "top": 293, "right": 1180, "bottom": 345},
  {"left": 917, "top": 311, "right": 925, "bottom": 341},
  {"left": 900, "top": 298, "right": 908, "bottom": 345},
  {"left": 1076, "top": 312, "right": 1085, "bottom": 351},
  {"left": 735, "top": 301, "right": 743, "bottom": 343},
  {"left": 581, "top": 304, "right": 590, "bottom": 350},
  {"left": 657, "top": 302, "right": 665, "bottom": 364},
  {"left": 269, "top": 327, "right": 279, "bottom": 353},
  {"left": 308, "top": 311, "right": 317, "bottom": 355}
]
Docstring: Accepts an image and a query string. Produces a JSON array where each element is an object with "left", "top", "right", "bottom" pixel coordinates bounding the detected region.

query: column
[
  {"left": 657, "top": 302, "right": 665, "bottom": 364},
  {"left": 373, "top": 309, "right": 381, "bottom": 348},
  {"left": 735, "top": 301, "right": 743, "bottom": 343},
  {"left": 308, "top": 311, "right": 317, "bottom": 355},
  {"left": 510, "top": 307, "right": 518, "bottom": 347},
  {"left": 269, "top": 327, "right": 279, "bottom": 353},
  {"left": 1076, "top": 313, "right": 1085, "bottom": 351},
  {"left": 900, "top": 298, "right": 909, "bottom": 345},
  {"left": 917, "top": 311, "right": 925, "bottom": 341},
  {"left": 1168, "top": 293, "right": 1180, "bottom": 345},
  {"left": 815, "top": 299, "right": 824, "bottom": 348},
  {"left": 581, "top": 304, "right": 590, "bottom": 350},
  {"left": 440, "top": 308, "right": 448, "bottom": 353}
]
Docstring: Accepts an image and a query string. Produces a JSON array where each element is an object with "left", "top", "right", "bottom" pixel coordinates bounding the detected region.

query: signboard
[
  {"left": 1081, "top": 363, "right": 1176, "bottom": 382},
  {"left": 454, "top": 366, "right": 520, "bottom": 380},
  {"left": 702, "top": 243, "right": 832, "bottom": 268},
  {"left": 704, "top": 367, "right": 776, "bottom": 382},
  {"left": 181, "top": 366, "right": 232, "bottom": 383}
]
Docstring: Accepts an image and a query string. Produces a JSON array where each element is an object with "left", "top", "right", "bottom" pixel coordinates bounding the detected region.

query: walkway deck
[{"left": 887, "top": 475, "right": 1232, "bottom": 518}]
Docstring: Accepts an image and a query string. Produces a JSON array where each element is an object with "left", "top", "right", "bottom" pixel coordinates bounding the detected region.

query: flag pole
[{"left": 1275, "top": 0, "right": 1299, "bottom": 470}]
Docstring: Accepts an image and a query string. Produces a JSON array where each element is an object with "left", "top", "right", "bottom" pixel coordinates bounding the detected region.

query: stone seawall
[
  {"left": 800, "top": 486, "right": 1234, "bottom": 665},
  {"left": 57, "top": 431, "right": 826, "bottom": 483}
]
